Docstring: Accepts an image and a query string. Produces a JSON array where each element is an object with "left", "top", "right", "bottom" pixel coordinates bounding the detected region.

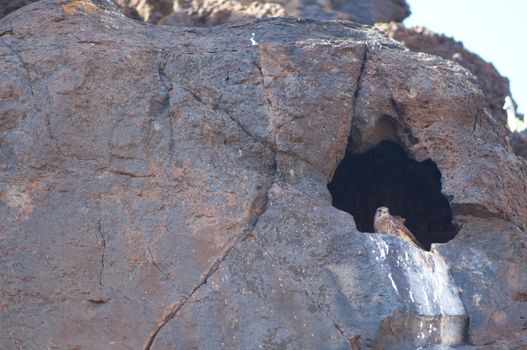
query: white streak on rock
[
  {"left": 369, "top": 234, "right": 389, "bottom": 261},
  {"left": 387, "top": 272, "right": 398, "bottom": 294},
  {"left": 250, "top": 33, "right": 258, "bottom": 46},
  {"left": 332, "top": 233, "right": 467, "bottom": 346}
]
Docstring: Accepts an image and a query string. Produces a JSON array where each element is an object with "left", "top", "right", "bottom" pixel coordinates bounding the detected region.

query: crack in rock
[
  {"left": 107, "top": 168, "right": 155, "bottom": 178},
  {"left": 146, "top": 43, "right": 366, "bottom": 346},
  {"left": 147, "top": 246, "right": 168, "bottom": 276},
  {"left": 352, "top": 43, "right": 368, "bottom": 119},
  {"left": 144, "top": 232, "right": 260, "bottom": 350},
  {"left": 144, "top": 157, "right": 277, "bottom": 349},
  {"left": 157, "top": 50, "right": 172, "bottom": 93},
  {"left": 303, "top": 289, "right": 352, "bottom": 348},
  {"left": 246, "top": 235, "right": 353, "bottom": 348},
  {"left": 1, "top": 39, "right": 34, "bottom": 96},
  {"left": 97, "top": 216, "right": 107, "bottom": 289}
]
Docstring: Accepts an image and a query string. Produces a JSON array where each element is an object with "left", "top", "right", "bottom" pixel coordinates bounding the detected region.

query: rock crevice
[
  {"left": 145, "top": 139, "right": 278, "bottom": 350},
  {"left": 97, "top": 214, "right": 107, "bottom": 289},
  {"left": 1, "top": 39, "right": 33, "bottom": 96}
]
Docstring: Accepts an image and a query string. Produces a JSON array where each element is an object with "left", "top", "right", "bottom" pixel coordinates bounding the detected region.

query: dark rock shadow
[{"left": 328, "top": 140, "right": 457, "bottom": 250}]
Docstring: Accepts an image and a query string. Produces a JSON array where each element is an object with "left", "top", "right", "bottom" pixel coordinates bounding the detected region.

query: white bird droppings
[{"left": 250, "top": 33, "right": 258, "bottom": 46}]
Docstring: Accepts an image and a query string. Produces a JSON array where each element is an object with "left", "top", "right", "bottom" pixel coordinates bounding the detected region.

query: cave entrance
[{"left": 328, "top": 140, "right": 457, "bottom": 250}]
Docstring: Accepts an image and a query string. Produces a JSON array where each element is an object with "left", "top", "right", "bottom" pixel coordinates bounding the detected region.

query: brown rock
[
  {"left": 160, "top": 0, "right": 411, "bottom": 26},
  {"left": 436, "top": 217, "right": 527, "bottom": 347},
  {"left": 159, "top": 0, "right": 286, "bottom": 27},
  {"left": 0, "top": 0, "right": 526, "bottom": 349},
  {"left": 376, "top": 22, "right": 514, "bottom": 128},
  {"left": 113, "top": 0, "right": 174, "bottom": 22},
  {"left": 0, "top": 0, "right": 410, "bottom": 26},
  {"left": 511, "top": 131, "right": 527, "bottom": 160}
]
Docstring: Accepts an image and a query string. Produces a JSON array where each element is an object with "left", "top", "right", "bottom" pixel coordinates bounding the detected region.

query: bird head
[{"left": 375, "top": 206, "right": 390, "bottom": 219}]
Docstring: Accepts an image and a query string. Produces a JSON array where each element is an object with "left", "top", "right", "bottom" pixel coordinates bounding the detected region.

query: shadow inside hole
[{"left": 328, "top": 140, "right": 457, "bottom": 250}]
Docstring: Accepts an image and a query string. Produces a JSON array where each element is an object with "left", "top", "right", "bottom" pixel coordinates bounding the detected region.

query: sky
[{"left": 404, "top": 0, "right": 526, "bottom": 114}]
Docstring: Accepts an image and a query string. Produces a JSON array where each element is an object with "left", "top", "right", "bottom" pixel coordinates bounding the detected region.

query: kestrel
[{"left": 373, "top": 207, "right": 424, "bottom": 249}]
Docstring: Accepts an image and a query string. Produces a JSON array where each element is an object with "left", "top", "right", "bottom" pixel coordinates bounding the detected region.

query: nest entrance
[{"left": 328, "top": 141, "right": 457, "bottom": 250}]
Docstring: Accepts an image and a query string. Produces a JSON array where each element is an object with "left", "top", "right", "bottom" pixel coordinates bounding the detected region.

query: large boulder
[{"left": 0, "top": 0, "right": 526, "bottom": 349}]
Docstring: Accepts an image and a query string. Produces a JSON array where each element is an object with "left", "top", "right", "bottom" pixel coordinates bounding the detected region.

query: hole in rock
[
  {"left": 328, "top": 140, "right": 457, "bottom": 250},
  {"left": 514, "top": 293, "right": 527, "bottom": 302}
]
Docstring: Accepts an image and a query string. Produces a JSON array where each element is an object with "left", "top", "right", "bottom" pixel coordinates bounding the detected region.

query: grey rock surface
[{"left": 0, "top": 0, "right": 526, "bottom": 349}]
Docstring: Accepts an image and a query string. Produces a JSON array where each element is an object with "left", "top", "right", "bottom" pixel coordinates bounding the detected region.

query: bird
[{"left": 373, "top": 207, "right": 424, "bottom": 249}]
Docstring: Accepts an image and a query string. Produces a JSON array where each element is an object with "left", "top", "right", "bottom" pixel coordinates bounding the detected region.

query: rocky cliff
[
  {"left": 1, "top": 0, "right": 526, "bottom": 349},
  {"left": 0, "top": 0, "right": 411, "bottom": 25},
  {"left": 155, "top": 0, "right": 410, "bottom": 27}
]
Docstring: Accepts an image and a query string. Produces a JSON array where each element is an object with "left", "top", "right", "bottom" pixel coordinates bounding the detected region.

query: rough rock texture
[
  {"left": 0, "top": 0, "right": 410, "bottom": 26},
  {"left": 0, "top": 0, "right": 171, "bottom": 22},
  {"left": 511, "top": 131, "right": 527, "bottom": 160},
  {"left": 436, "top": 218, "right": 527, "bottom": 347},
  {"left": 376, "top": 22, "right": 514, "bottom": 128},
  {"left": 0, "top": 1, "right": 526, "bottom": 349},
  {"left": 159, "top": 0, "right": 410, "bottom": 27},
  {"left": 158, "top": 0, "right": 287, "bottom": 27},
  {"left": 113, "top": 0, "right": 174, "bottom": 22},
  {"left": 1, "top": 0, "right": 411, "bottom": 25}
]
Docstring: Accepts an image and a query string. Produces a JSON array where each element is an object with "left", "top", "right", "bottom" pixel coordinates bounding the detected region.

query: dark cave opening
[{"left": 328, "top": 140, "right": 457, "bottom": 250}]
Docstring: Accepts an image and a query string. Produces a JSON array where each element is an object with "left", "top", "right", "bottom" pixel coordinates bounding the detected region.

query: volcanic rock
[
  {"left": 0, "top": 0, "right": 526, "bottom": 349},
  {"left": 511, "top": 131, "right": 527, "bottom": 160}
]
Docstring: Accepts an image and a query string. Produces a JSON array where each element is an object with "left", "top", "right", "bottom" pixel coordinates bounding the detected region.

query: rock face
[
  {"left": 0, "top": 1, "right": 526, "bottom": 349},
  {"left": 377, "top": 22, "right": 514, "bottom": 128},
  {"left": 511, "top": 131, "right": 527, "bottom": 160}
]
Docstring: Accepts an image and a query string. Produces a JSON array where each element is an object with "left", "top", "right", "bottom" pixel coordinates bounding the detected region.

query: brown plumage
[{"left": 373, "top": 207, "right": 424, "bottom": 249}]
